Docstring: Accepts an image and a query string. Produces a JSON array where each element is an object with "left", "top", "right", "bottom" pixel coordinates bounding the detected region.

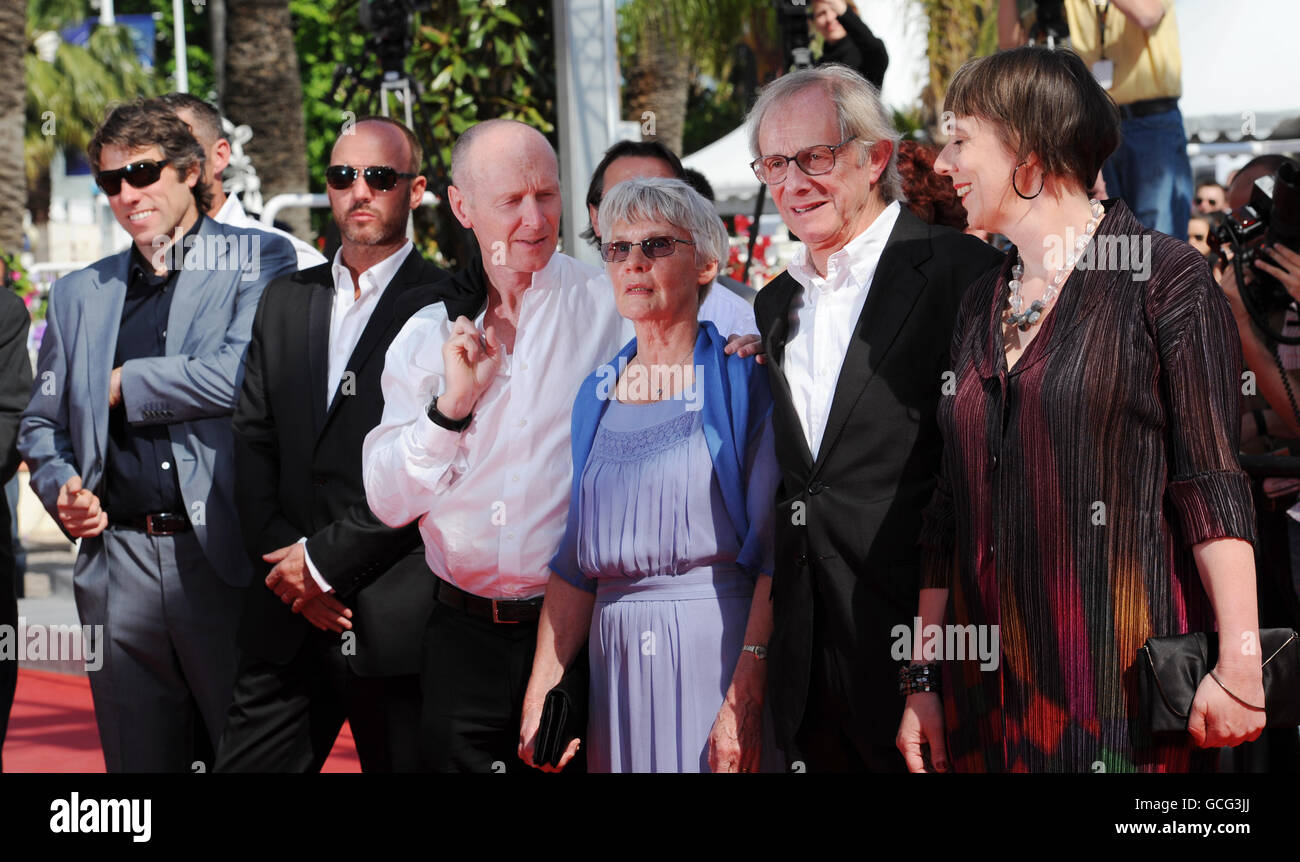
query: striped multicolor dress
[{"left": 919, "top": 200, "right": 1257, "bottom": 772}]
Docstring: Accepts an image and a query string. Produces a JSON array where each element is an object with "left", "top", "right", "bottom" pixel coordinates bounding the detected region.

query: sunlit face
[
  {"left": 811, "top": 1, "right": 847, "bottom": 41},
  {"left": 1188, "top": 217, "right": 1211, "bottom": 256},
  {"left": 99, "top": 143, "right": 199, "bottom": 257},
  {"left": 173, "top": 106, "right": 229, "bottom": 192},
  {"left": 450, "top": 127, "right": 562, "bottom": 276},
  {"left": 589, "top": 155, "right": 678, "bottom": 242},
  {"left": 934, "top": 115, "right": 1023, "bottom": 236},
  {"left": 606, "top": 218, "right": 717, "bottom": 325},
  {"left": 328, "top": 121, "right": 425, "bottom": 250},
  {"left": 756, "top": 88, "right": 887, "bottom": 271}
]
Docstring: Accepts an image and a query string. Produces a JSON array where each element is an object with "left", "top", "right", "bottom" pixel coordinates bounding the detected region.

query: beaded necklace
[{"left": 1005, "top": 198, "right": 1105, "bottom": 331}]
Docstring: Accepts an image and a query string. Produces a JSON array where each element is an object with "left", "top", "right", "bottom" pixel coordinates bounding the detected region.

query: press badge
[{"left": 1091, "top": 59, "right": 1115, "bottom": 90}]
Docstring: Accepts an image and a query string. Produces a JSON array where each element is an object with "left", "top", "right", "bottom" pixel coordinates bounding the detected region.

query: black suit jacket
[
  {"left": 754, "top": 207, "right": 1003, "bottom": 750},
  {"left": 233, "top": 250, "right": 484, "bottom": 676}
]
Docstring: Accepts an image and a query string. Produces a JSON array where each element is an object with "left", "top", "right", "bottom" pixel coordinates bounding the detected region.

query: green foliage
[
  {"left": 25, "top": 2, "right": 157, "bottom": 182},
  {"left": 2, "top": 252, "right": 45, "bottom": 320},
  {"left": 682, "top": 79, "right": 746, "bottom": 156},
  {"left": 292, "top": 0, "right": 369, "bottom": 195},
  {"left": 617, "top": 0, "right": 771, "bottom": 82},
  {"left": 408, "top": 0, "right": 555, "bottom": 182},
  {"left": 291, "top": 0, "right": 555, "bottom": 264}
]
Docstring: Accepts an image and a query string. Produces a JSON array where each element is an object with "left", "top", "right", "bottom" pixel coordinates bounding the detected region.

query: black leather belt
[
  {"left": 1118, "top": 97, "right": 1178, "bottom": 120},
  {"left": 114, "top": 512, "right": 192, "bottom": 536},
  {"left": 434, "top": 578, "right": 542, "bottom": 624}
]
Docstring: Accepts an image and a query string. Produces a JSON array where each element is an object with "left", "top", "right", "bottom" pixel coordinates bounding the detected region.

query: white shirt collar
[
  {"left": 214, "top": 194, "right": 245, "bottom": 224},
  {"left": 787, "top": 200, "right": 902, "bottom": 294},
  {"left": 331, "top": 240, "right": 415, "bottom": 298}
]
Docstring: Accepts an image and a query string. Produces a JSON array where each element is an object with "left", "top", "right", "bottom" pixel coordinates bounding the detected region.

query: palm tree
[
  {"left": 618, "top": 0, "right": 777, "bottom": 156},
  {"left": 224, "top": 0, "right": 312, "bottom": 238},
  {"left": 0, "top": 0, "right": 28, "bottom": 255},
  {"left": 23, "top": 1, "right": 155, "bottom": 223},
  {"left": 915, "top": 0, "right": 998, "bottom": 136}
]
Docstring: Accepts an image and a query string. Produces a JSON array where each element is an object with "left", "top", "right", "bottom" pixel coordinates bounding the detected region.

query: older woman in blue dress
[{"left": 517, "top": 177, "right": 780, "bottom": 773}]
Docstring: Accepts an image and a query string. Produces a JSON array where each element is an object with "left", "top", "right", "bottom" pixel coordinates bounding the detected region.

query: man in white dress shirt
[
  {"left": 164, "top": 93, "right": 327, "bottom": 271},
  {"left": 362, "top": 119, "right": 761, "bottom": 772}
]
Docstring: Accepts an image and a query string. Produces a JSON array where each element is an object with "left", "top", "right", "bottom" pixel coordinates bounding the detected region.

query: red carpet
[{"left": 5, "top": 668, "right": 361, "bottom": 772}]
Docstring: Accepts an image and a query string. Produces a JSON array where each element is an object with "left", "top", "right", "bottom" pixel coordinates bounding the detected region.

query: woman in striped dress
[{"left": 896, "top": 47, "right": 1266, "bottom": 772}]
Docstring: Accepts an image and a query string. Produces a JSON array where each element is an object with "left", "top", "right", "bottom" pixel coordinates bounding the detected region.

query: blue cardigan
[{"left": 549, "top": 321, "right": 775, "bottom": 591}]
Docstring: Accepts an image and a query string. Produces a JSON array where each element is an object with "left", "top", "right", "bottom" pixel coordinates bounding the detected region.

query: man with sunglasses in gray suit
[{"left": 18, "top": 97, "right": 296, "bottom": 772}]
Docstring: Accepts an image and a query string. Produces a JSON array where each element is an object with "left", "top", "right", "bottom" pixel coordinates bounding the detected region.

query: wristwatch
[
  {"left": 426, "top": 396, "right": 473, "bottom": 432},
  {"left": 741, "top": 644, "right": 768, "bottom": 660}
]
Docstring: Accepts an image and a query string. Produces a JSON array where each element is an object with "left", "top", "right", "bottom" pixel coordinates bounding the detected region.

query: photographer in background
[
  {"left": 809, "top": 0, "right": 889, "bottom": 89},
  {"left": 1000, "top": 0, "right": 1191, "bottom": 241},
  {"left": 1216, "top": 157, "right": 1300, "bottom": 441}
]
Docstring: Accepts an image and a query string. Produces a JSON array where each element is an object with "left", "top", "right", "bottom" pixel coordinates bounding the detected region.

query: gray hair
[
  {"left": 745, "top": 64, "right": 904, "bottom": 203},
  {"left": 597, "top": 177, "right": 729, "bottom": 271}
]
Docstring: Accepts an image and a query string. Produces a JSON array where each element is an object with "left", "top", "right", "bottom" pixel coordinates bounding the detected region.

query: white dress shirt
[
  {"left": 783, "top": 201, "right": 901, "bottom": 458},
  {"left": 698, "top": 280, "right": 759, "bottom": 338},
  {"left": 362, "top": 253, "right": 630, "bottom": 600},
  {"left": 301, "top": 241, "right": 414, "bottom": 592},
  {"left": 215, "top": 194, "right": 328, "bottom": 270}
]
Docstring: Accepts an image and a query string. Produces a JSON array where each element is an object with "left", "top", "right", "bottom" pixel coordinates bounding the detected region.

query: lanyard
[{"left": 1094, "top": 0, "right": 1110, "bottom": 60}]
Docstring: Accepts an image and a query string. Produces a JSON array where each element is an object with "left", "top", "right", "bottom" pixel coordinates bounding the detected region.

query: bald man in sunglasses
[
  {"left": 213, "top": 117, "right": 483, "bottom": 772},
  {"left": 18, "top": 97, "right": 296, "bottom": 772}
]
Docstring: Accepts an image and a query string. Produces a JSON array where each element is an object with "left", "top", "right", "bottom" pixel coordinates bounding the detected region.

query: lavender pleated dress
[{"left": 575, "top": 396, "right": 781, "bottom": 773}]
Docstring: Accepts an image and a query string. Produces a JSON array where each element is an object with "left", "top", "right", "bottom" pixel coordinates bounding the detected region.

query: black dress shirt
[{"left": 103, "top": 232, "right": 197, "bottom": 518}]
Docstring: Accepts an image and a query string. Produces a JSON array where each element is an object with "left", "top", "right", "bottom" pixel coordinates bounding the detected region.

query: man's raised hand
[{"left": 439, "top": 317, "right": 503, "bottom": 421}]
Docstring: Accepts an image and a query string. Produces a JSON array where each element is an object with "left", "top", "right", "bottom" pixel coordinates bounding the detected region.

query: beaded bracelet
[{"left": 898, "top": 662, "right": 941, "bottom": 696}]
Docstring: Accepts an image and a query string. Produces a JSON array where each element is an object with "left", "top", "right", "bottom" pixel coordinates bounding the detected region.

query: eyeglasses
[
  {"left": 325, "top": 164, "right": 417, "bottom": 192},
  {"left": 96, "top": 159, "right": 171, "bottom": 196},
  {"left": 600, "top": 236, "right": 695, "bottom": 262},
  {"left": 750, "top": 137, "right": 858, "bottom": 184}
]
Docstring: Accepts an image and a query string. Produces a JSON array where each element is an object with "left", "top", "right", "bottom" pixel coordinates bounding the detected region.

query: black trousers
[
  {"left": 420, "top": 599, "right": 583, "bottom": 774},
  {"left": 785, "top": 589, "right": 907, "bottom": 774},
  {"left": 214, "top": 629, "right": 422, "bottom": 772}
]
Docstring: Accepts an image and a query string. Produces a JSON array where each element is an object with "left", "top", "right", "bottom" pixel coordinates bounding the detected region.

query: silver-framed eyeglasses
[{"left": 750, "top": 136, "right": 858, "bottom": 185}]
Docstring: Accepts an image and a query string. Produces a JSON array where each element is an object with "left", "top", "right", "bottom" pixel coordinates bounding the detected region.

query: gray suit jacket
[{"left": 18, "top": 215, "right": 297, "bottom": 589}]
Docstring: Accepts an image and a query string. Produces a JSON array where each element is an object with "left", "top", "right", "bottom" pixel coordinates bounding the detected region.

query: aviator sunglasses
[
  {"left": 326, "top": 164, "right": 417, "bottom": 192},
  {"left": 600, "top": 236, "right": 695, "bottom": 263},
  {"left": 96, "top": 159, "right": 171, "bottom": 196}
]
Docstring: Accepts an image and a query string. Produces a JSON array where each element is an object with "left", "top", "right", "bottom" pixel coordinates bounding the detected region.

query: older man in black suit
[{"left": 748, "top": 66, "right": 1003, "bottom": 772}]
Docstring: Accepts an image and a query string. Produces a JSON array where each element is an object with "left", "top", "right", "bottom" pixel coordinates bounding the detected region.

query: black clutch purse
[
  {"left": 1138, "top": 628, "right": 1300, "bottom": 732},
  {"left": 535, "top": 646, "right": 589, "bottom": 768}
]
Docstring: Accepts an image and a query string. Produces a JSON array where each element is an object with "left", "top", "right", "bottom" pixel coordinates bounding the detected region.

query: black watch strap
[{"left": 426, "top": 396, "right": 473, "bottom": 432}]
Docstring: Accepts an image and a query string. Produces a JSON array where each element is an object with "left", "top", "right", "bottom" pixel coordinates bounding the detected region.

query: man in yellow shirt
[{"left": 1000, "top": 0, "right": 1191, "bottom": 241}]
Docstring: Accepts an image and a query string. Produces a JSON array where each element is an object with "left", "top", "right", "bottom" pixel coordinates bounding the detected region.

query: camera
[
  {"left": 1210, "top": 161, "right": 1300, "bottom": 319},
  {"left": 1028, "top": 0, "right": 1070, "bottom": 46}
]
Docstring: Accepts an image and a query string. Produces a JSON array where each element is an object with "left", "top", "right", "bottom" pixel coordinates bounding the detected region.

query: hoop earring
[{"left": 1012, "top": 163, "right": 1044, "bottom": 200}]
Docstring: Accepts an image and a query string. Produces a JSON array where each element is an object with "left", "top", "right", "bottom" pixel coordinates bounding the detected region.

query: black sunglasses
[
  {"left": 326, "top": 164, "right": 417, "bottom": 192},
  {"left": 96, "top": 159, "right": 171, "bottom": 196},
  {"left": 601, "top": 236, "right": 695, "bottom": 263}
]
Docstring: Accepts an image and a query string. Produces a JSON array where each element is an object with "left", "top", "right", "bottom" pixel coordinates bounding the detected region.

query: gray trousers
[{"left": 76, "top": 526, "right": 244, "bottom": 772}]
